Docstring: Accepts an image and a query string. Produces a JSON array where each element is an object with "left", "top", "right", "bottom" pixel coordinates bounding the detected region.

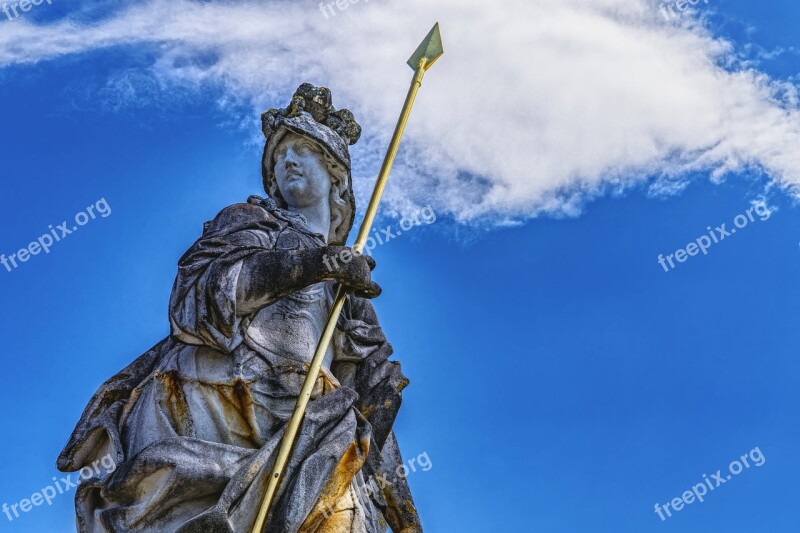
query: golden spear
[{"left": 251, "top": 22, "right": 444, "bottom": 532}]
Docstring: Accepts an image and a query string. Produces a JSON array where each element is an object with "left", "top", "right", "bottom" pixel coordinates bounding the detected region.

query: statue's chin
[
  {"left": 283, "top": 190, "right": 329, "bottom": 211},
  {"left": 280, "top": 185, "right": 310, "bottom": 205}
]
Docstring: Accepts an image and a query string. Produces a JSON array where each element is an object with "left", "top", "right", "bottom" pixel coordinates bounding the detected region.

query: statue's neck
[{"left": 288, "top": 202, "right": 331, "bottom": 243}]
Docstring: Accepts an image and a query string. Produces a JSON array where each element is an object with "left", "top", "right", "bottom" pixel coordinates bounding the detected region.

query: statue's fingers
[{"left": 353, "top": 281, "right": 382, "bottom": 299}]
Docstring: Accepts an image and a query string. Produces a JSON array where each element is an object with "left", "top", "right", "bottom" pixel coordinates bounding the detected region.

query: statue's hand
[{"left": 319, "top": 246, "right": 382, "bottom": 299}]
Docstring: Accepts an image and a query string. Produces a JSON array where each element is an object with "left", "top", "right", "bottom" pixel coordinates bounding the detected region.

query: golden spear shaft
[{"left": 251, "top": 23, "right": 444, "bottom": 532}]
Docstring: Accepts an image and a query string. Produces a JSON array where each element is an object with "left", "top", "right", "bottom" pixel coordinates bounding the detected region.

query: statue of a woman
[{"left": 57, "top": 84, "right": 422, "bottom": 533}]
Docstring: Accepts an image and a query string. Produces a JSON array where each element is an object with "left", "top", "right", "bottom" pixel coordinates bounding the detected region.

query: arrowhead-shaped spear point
[{"left": 407, "top": 22, "right": 444, "bottom": 71}]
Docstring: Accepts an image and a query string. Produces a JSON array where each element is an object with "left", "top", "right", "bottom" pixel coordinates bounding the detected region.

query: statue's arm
[
  {"left": 235, "top": 247, "right": 379, "bottom": 316},
  {"left": 169, "top": 202, "right": 380, "bottom": 352}
]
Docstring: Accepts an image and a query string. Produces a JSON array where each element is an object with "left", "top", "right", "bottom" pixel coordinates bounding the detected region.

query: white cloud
[{"left": 2, "top": 0, "right": 799, "bottom": 225}]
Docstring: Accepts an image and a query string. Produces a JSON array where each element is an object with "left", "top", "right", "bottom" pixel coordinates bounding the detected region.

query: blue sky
[{"left": 1, "top": 0, "right": 799, "bottom": 531}]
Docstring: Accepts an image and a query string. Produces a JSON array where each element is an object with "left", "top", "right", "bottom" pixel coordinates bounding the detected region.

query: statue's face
[{"left": 273, "top": 132, "right": 332, "bottom": 209}]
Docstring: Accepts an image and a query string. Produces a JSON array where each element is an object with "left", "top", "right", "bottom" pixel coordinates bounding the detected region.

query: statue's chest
[
  {"left": 245, "top": 226, "right": 335, "bottom": 366},
  {"left": 245, "top": 283, "right": 335, "bottom": 364}
]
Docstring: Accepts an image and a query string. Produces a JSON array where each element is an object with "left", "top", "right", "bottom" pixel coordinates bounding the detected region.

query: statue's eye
[{"left": 298, "top": 142, "right": 320, "bottom": 155}]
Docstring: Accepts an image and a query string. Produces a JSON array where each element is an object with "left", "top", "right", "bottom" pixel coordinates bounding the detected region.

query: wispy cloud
[{"left": 2, "top": 0, "right": 799, "bottom": 224}]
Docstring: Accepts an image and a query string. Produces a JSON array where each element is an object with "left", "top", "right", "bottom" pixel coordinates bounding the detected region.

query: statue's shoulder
[{"left": 203, "top": 195, "right": 282, "bottom": 235}]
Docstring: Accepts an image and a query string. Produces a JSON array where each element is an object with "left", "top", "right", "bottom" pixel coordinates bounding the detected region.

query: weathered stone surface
[{"left": 58, "top": 85, "right": 422, "bottom": 533}]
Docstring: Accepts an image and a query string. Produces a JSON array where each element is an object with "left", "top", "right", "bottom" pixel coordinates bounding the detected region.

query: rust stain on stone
[
  {"left": 156, "top": 371, "right": 194, "bottom": 436},
  {"left": 398, "top": 376, "right": 410, "bottom": 392},
  {"left": 380, "top": 474, "right": 422, "bottom": 532},
  {"left": 232, "top": 378, "right": 253, "bottom": 413},
  {"left": 216, "top": 378, "right": 259, "bottom": 447},
  {"left": 403, "top": 499, "right": 418, "bottom": 516},
  {"left": 360, "top": 404, "right": 376, "bottom": 419},
  {"left": 299, "top": 436, "right": 370, "bottom": 533}
]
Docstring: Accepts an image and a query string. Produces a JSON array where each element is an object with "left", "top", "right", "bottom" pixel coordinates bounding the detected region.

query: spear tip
[{"left": 407, "top": 22, "right": 444, "bottom": 71}]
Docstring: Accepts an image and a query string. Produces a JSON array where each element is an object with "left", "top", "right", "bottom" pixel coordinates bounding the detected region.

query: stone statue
[{"left": 57, "top": 84, "right": 423, "bottom": 533}]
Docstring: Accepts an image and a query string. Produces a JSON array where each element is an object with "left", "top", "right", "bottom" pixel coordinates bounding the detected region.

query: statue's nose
[{"left": 284, "top": 148, "right": 301, "bottom": 168}]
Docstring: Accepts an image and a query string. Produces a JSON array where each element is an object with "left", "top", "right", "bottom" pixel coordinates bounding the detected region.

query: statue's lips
[{"left": 285, "top": 171, "right": 304, "bottom": 182}]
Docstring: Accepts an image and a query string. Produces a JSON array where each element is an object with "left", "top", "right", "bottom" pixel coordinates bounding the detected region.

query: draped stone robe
[{"left": 57, "top": 196, "right": 420, "bottom": 532}]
